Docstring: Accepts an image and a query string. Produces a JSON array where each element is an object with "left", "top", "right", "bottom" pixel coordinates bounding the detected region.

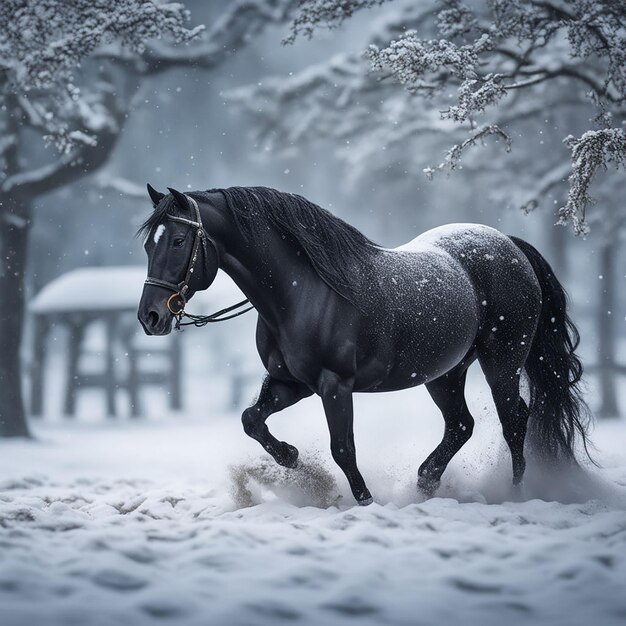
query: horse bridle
[
  {"left": 144, "top": 195, "right": 210, "bottom": 315},
  {"left": 144, "top": 194, "right": 252, "bottom": 327}
]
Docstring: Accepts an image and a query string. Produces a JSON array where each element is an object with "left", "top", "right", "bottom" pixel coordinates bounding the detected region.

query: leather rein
[{"left": 144, "top": 195, "right": 253, "bottom": 330}]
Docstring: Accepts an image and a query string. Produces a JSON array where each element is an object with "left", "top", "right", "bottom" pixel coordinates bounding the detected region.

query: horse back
[{"left": 410, "top": 224, "right": 540, "bottom": 310}]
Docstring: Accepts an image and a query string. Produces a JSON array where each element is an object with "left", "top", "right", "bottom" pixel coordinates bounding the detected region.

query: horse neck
[{"left": 199, "top": 198, "right": 317, "bottom": 328}]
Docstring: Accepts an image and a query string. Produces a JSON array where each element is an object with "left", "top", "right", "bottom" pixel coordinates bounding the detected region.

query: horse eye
[{"left": 173, "top": 237, "right": 185, "bottom": 248}]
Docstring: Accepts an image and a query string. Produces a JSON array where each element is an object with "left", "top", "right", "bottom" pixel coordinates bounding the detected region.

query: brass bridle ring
[{"left": 166, "top": 292, "right": 185, "bottom": 315}]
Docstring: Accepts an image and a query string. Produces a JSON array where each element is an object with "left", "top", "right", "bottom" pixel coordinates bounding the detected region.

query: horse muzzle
[
  {"left": 138, "top": 307, "right": 174, "bottom": 336},
  {"left": 138, "top": 287, "right": 175, "bottom": 336}
]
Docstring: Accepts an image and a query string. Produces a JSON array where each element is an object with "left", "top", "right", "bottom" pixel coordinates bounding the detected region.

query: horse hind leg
[
  {"left": 242, "top": 375, "right": 312, "bottom": 468},
  {"left": 418, "top": 366, "right": 475, "bottom": 496},
  {"left": 478, "top": 348, "right": 530, "bottom": 487}
]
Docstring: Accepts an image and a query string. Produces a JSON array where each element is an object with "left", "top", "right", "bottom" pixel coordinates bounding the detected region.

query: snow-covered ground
[{"left": 1, "top": 372, "right": 626, "bottom": 626}]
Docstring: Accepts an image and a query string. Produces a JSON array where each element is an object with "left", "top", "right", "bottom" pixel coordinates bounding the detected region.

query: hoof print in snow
[
  {"left": 142, "top": 601, "right": 186, "bottom": 619},
  {"left": 451, "top": 577, "right": 503, "bottom": 595},
  {"left": 246, "top": 601, "right": 301, "bottom": 621},
  {"left": 323, "top": 597, "right": 381, "bottom": 617},
  {"left": 92, "top": 569, "right": 148, "bottom": 592}
]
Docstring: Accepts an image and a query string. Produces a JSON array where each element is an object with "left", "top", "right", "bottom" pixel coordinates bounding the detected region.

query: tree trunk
[
  {"left": 0, "top": 192, "right": 31, "bottom": 437},
  {"left": 597, "top": 237, "right": 620, "bottom": 418}
]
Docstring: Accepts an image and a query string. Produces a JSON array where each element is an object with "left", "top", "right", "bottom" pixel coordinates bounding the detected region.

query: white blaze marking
[{"left": 153, "top": 224, "right": 166, "bottom": 244}]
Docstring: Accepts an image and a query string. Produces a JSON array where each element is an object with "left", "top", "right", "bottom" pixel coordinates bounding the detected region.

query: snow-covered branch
[
  {"left": 285, "top": 0, "right": 391, "bottom": 43},
  {"left": 228, "top": 3, "right": 440, "bottom": 157},
  {"left": 2, "top": 116, "right": 121, "bottom": 197},
  {"left": 0, "top": 1, "right": 203, "bottom": 92},
  {"left": 232, "top": 0, "right": 626, "bottom": 232},
  {"left": 0, "top": 1, "right": 202, "bottom": 151},
  {"left": 367, "top": 0, "right": 625, "bottom": 119},
  {"left": 0, "top": 135, "right": 16, "bottom": 159},
  {"left": 229, "top": 53, "right": 377, "bottom": 147},
  {"left": 101, "top": 0, "right": 300, "bottom": 76},
  {"left": 558, "top": 128, "right": 626, "bottom": 235},
  {"left": 1, "top": 1, "right": 297, "bottom": 151},
  {"left": 423, "top": 125, "right": 512, "bottom": 180},
  {"left": 93, "top": 172, "right": 147, "bottom": 198},
  {"left": 1, "top": 0, "right": 296, "bottom": 201}
]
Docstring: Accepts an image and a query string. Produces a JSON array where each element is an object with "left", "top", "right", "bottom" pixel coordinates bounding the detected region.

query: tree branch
[
  {"left": 97, "top": 0, "right": 299, "bottom": 76},
  {"left": 1, "top": 129, "right": 119, "bottom": 197},
  {"left": 424, "top": 125, "right": 512, "bottom": 180}
]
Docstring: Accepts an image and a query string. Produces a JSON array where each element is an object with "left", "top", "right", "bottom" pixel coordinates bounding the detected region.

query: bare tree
[{"left": 0, "top": 0, "right": 296, "bottom": 437}]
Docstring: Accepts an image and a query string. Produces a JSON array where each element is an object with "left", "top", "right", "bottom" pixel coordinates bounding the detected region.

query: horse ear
[
  {"left": 167, "top": 187, "right": 190, "bottom": 210},
  {"left": 147, "top": 183, "right": 165, "bottom": 206}
]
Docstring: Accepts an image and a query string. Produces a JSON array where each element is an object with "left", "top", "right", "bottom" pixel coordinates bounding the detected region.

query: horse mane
[{"left": 210, "top": 186, "right": 379, "bottom": 304}]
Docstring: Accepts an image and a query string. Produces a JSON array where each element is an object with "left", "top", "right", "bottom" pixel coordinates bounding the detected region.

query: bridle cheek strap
[{"left": 144, "top": 196, "right": 208, "bottom": 315}]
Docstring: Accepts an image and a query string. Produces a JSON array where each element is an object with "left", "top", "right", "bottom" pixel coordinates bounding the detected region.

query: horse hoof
[
  {"left": 357, "top": 496, "right": 373, "bottom": 506},
  {"left": 417, "top": 476, "right": 439, "bottom": 497},
  {"left": 275, "top": 442, "right": 299, "bottom": 469}
]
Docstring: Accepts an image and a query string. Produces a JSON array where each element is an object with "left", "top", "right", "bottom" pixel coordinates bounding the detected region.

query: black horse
[{"left": 138, "top": 185, "right": 591, "bottom": 505}]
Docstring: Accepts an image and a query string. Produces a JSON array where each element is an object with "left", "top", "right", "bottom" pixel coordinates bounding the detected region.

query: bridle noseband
[{"left": 144, "top": 194, "right": 252, "bottom": 329}]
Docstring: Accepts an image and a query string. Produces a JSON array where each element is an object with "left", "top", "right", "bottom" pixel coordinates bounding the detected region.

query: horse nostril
[{"left": 148, "top": 311, "right": 159, "bottom": 327}]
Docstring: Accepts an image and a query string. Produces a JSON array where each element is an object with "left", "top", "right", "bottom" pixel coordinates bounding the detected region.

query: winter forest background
[{"left": 1, "top": 2, "right": 625, "bottom": 625}]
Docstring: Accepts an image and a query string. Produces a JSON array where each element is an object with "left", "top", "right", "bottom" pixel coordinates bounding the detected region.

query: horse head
[{"left": 137, "top": 185, "right": 219, "bottom": 335}]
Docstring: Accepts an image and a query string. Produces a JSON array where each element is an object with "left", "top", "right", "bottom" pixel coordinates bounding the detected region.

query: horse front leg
[
  {"left": 242, "top": 375, "right": 312, "bottom": 468},
  {"left": 319, "top": 370, "right": 372, "bottom": 506}
]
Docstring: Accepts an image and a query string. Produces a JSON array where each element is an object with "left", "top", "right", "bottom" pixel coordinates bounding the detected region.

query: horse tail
[{"left": 509, "top": 236, "right": 594, "bottom": 467}]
